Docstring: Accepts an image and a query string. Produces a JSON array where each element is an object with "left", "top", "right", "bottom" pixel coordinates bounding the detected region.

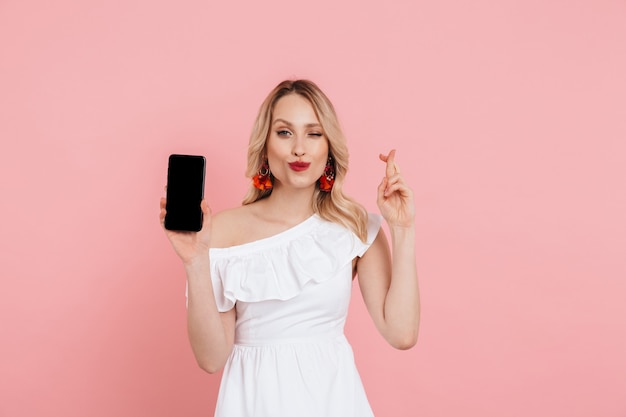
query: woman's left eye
[{"left": 308, "top": 132, "right": 323, "bottom": 137}]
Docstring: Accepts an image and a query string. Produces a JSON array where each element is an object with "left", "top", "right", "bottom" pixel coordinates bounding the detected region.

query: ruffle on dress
[{"left": 207, "top": 214, "right": 382, "bottom": 312}]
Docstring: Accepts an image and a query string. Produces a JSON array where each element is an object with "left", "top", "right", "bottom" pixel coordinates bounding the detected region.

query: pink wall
[{"left": 1, "top": 0, "right": 625, "bottom": 416}]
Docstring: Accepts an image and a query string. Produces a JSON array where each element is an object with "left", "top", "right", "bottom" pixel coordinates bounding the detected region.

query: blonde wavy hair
[{"left": 242, "top": 79, "right": 369, "bottom": 242}]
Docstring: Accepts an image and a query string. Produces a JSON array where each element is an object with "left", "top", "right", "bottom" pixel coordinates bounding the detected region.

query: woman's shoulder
[
  {"left": 212, "top": 204, "right": 251, "bottom": 223},
  {"left": 210, "top": 205, "right": 257, "bottom": 248},
  {"left": 211, "top": 201, "right": 289, "bottom": 248},
  {"left": 211, "top": 201, "right": 330, "bottom": 249}
]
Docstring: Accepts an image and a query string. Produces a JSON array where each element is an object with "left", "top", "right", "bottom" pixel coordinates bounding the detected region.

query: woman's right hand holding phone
[{"left": 160, "top": 197, "right": 212, "bottom": 265}]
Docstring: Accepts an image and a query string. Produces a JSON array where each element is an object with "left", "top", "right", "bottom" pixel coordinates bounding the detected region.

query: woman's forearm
[
  {"left": 383, "top": 225, "right": 420, "bottom": 349},
  {"left": 184, "top": 255, "right": 234, "bottom": 373}
]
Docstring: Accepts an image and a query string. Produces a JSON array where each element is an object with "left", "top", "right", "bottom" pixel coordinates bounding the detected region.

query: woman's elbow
[
  {"left": 197, "top": 359, "right": 226, "bottom": 374},
  {"left": 387, "top": 327, "right": 419, "bottom": 350},
  {"left": 392, "top": 336, "right": 418, "bottom": 350}
]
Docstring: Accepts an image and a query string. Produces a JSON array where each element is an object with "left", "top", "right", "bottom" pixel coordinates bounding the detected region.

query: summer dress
[{"left": 206, "top": 213, "right": 382, "bottom": 417}]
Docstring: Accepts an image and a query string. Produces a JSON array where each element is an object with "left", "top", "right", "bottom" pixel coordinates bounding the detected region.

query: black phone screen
[{"left": 164, "top": 154, "right": 206, "bottom": 231}]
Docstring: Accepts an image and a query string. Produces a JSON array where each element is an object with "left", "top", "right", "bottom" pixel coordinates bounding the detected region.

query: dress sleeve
[
  {"left": 355, "top": 213, "right": 383, "bottom": 258},
  {"left": 184, "top": 258, "right": 235, "bottom": 312}
]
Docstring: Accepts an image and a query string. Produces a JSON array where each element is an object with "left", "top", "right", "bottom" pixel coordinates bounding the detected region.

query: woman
[{"left": 160, "top": 79, "right": 420, "bottom": 416}]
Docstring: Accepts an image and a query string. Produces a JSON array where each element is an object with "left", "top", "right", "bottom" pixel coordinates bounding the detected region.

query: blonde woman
[{"left": 160, "top": 79, "right": 420, "bottom": 417}]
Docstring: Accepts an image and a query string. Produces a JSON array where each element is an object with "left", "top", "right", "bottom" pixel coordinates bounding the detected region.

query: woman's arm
[
  {"left": 185, "top": 256, "right": 236, "bottom": 373},
  {"left": 356, "top": 150, "right": 420, "bottom": 350},
  {"left": 160, "top": 198, "right": 235, "bottom": 373}
]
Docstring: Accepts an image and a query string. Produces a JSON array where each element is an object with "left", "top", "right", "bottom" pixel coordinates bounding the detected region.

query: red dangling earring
[
  {"left": 319, "top": 156, "right": 335, "bottom": 192},
  {"left": 252, "top": 160, "right": 273, "bottom": 190}
]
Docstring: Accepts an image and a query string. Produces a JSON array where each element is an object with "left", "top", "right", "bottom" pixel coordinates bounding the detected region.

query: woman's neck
[{"left": 257, "top": 186, "right": 316, "bottom": 224}]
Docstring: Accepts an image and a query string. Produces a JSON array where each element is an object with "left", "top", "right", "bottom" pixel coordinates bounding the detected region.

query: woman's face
[{"left": 266, "top": 93, "right": 329, "bottom": 192}]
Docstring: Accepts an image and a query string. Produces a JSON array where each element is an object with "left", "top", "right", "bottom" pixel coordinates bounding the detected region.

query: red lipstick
[{"left": 288, "top": 161, "right": 311, "bottom": 172}]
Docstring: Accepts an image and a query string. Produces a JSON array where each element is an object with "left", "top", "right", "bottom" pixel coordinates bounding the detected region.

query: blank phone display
[{"left": 165, "top": 154, "right": 205, "bottom": 231}]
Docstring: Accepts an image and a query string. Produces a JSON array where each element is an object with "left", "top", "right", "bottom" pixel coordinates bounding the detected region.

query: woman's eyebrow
[
  {"left": 272, "top": 118, "right": 322, "bottom": 129},
  {"left": 272, "top": 118, "right": 292, "bottom": 126}
]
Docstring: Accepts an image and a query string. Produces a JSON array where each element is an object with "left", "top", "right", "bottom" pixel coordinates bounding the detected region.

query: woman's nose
[{"left": 292, "top": 136, "right": 305, "bottom": 157}]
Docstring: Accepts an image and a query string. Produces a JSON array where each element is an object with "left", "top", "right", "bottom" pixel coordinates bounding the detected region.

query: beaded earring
[
  {"left": 318, "top": 156, "right": 335, "bottom": 192},
  {"left": 252, "top": 160, "right": 273, "bottom": 190}
]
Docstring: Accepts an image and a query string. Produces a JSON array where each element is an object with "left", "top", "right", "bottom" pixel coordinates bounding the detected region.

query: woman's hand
[
  {"left": 377, "top": 149, "right": 415, "bottom": 228},
  {"left": 160, "top": 197, "right": 212, "bottom": 265}
]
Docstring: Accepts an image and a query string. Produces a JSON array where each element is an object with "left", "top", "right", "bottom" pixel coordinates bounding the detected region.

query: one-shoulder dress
[{"left": 205, "top": 213, "right": 382, "bottom": 417}]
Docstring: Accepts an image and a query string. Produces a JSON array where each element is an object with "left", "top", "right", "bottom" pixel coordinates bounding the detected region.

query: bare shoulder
[
  {"left": 210, "top": 199, "right": 308, "bottom": 248},
  {"left": 210, "top": 205, "right": 256, "bottom": 248}
]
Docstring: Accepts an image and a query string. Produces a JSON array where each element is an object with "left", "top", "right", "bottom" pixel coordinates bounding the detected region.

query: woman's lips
[{"left": 288, "top": 161, "right": 311, "bottom": 172}]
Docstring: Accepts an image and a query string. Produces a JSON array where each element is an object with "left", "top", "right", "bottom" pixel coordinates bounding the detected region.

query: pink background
[{"left": 1, "top": 0, "right": 625, "bottom": 416}]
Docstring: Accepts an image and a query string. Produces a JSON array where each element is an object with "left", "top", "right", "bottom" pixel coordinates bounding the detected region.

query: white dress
[{"left": 207, "top": 213, "right": 382, "bottom": 417}]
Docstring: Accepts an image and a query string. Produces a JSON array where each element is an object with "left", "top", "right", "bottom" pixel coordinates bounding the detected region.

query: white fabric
[{"left": 207, "top": 213, "right": 382, "bottom": 417}]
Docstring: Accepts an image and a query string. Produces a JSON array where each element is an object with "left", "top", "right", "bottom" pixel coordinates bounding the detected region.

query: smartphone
[{"left": 164, "top": 154, "right": 206, "bottom": 231}]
